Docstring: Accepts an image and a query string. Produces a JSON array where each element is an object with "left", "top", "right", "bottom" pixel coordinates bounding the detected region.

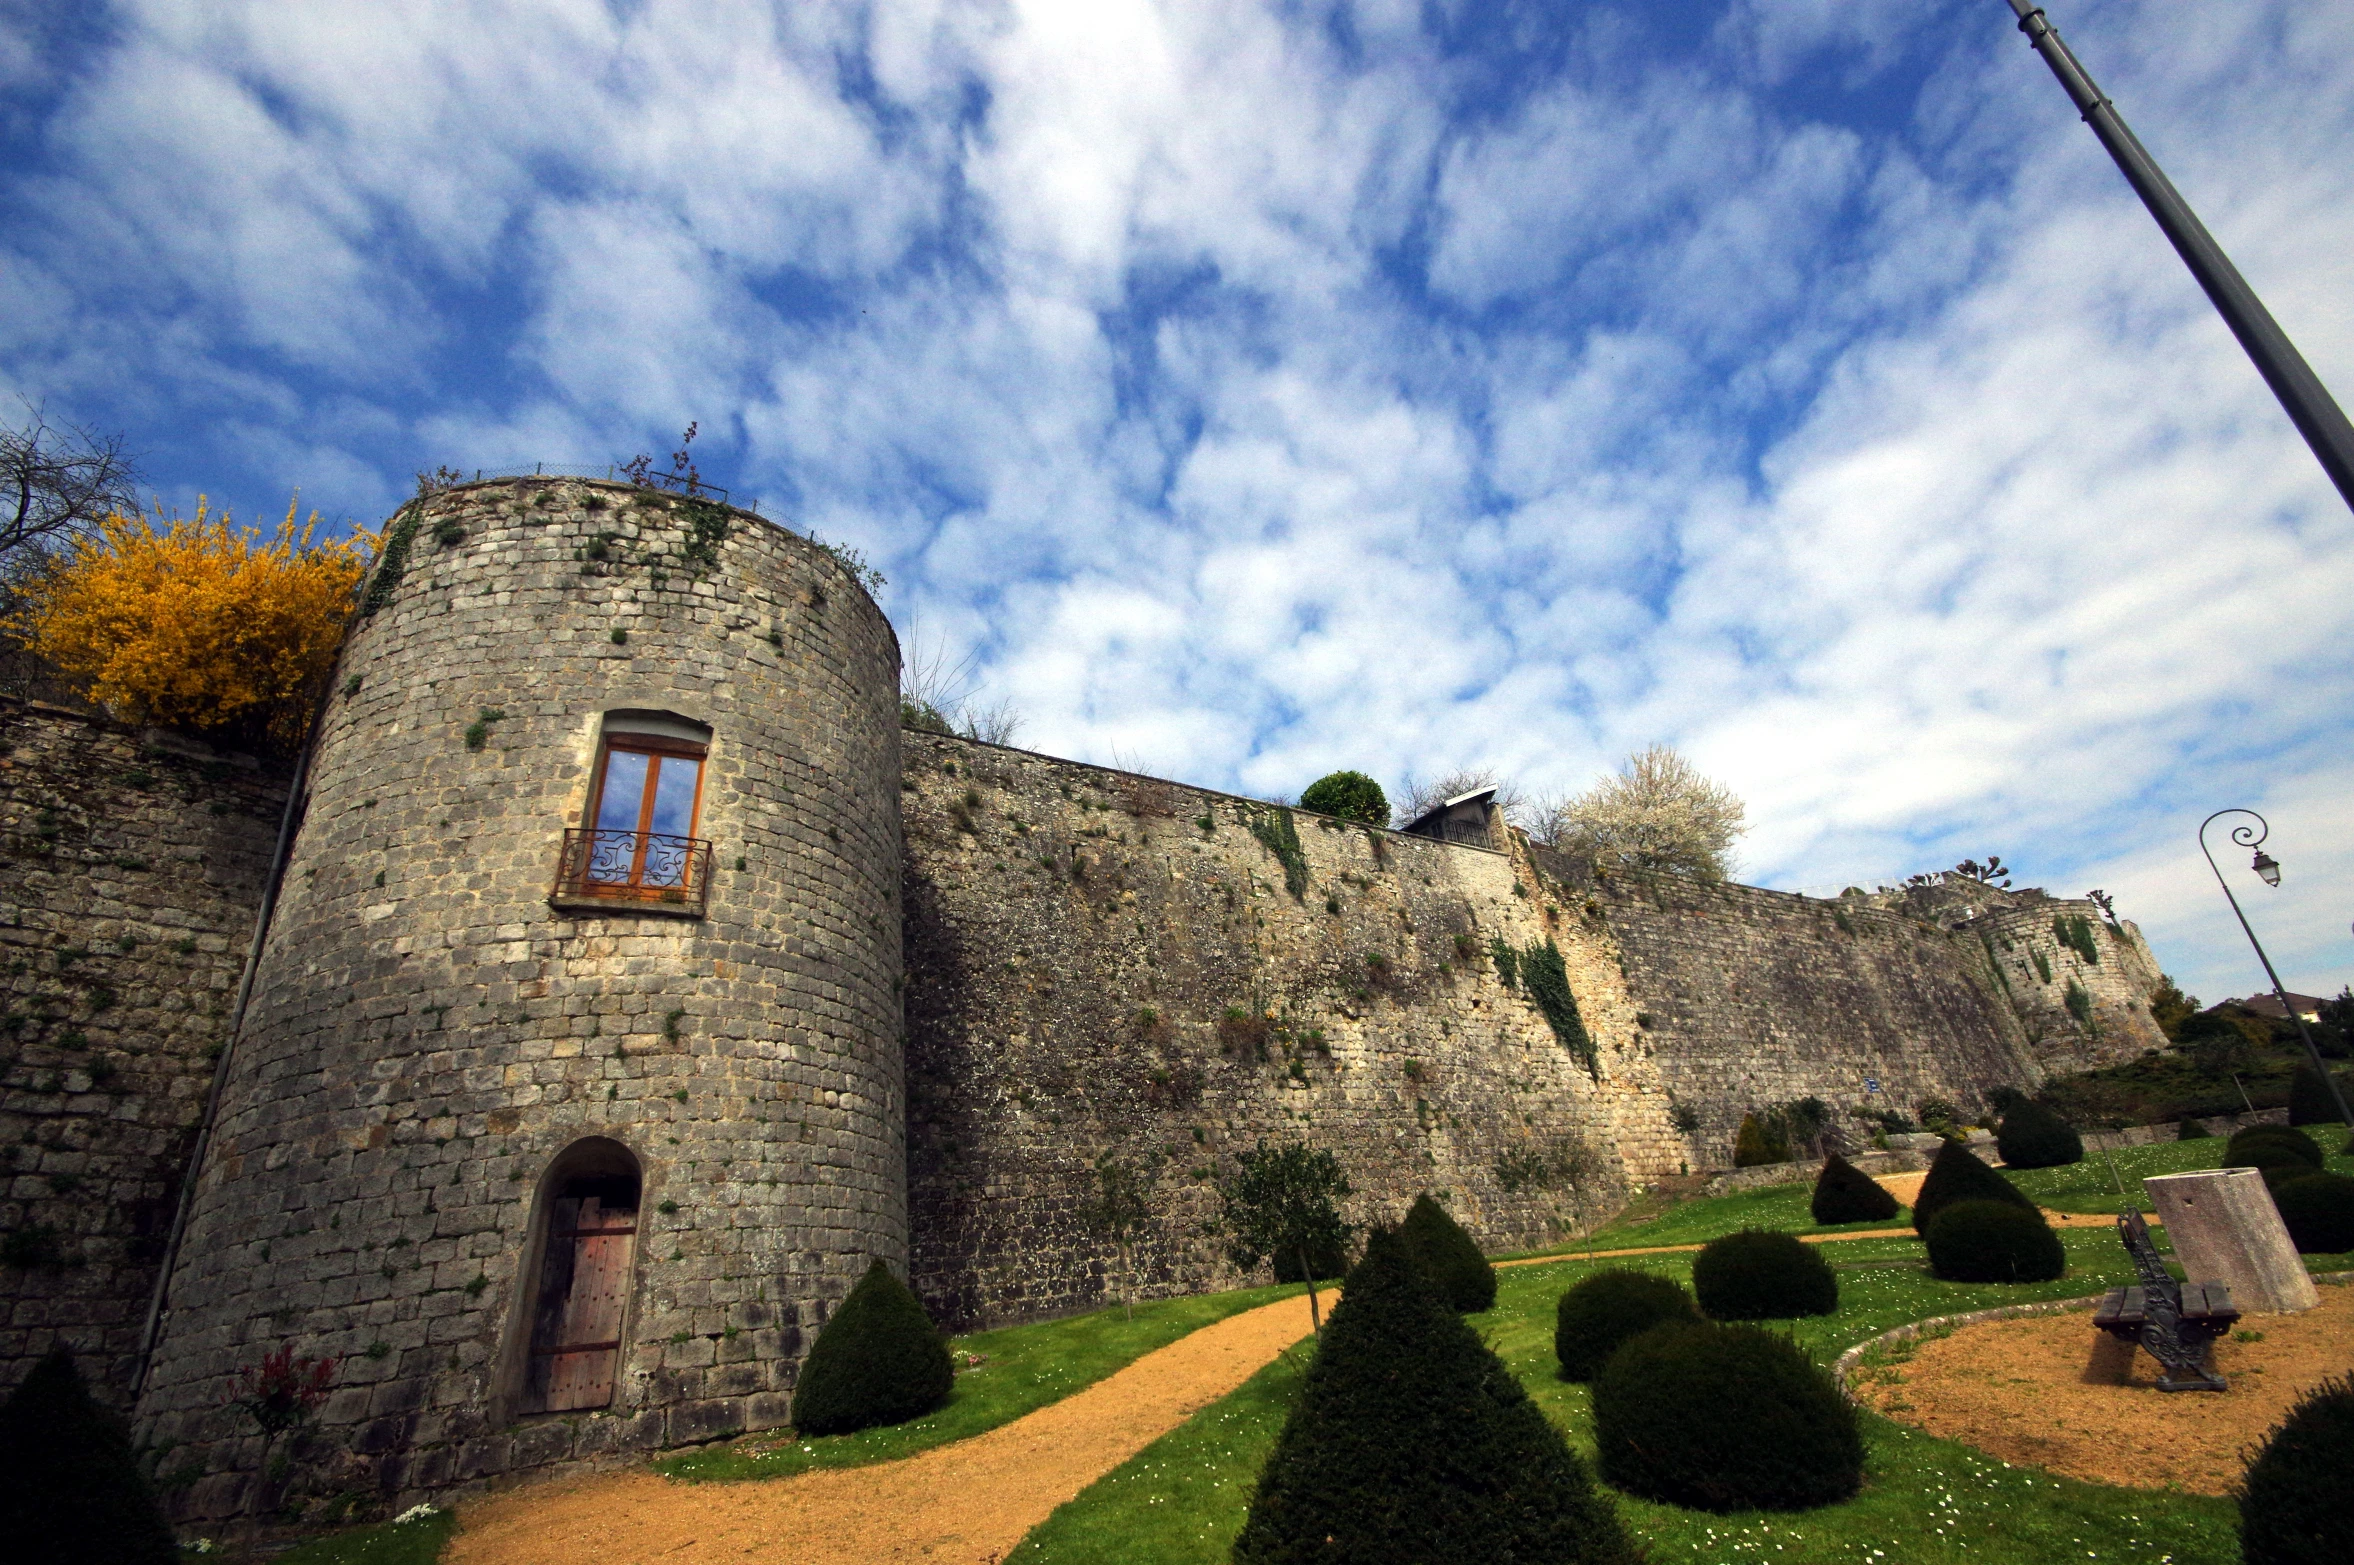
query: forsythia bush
[{"left": 14, "top": 498, "right": 365, "bottom": 748}]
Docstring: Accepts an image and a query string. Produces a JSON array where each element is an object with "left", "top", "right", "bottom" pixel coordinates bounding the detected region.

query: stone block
[{"left": 2145, "top": 1168, "right": 2319, "bottom": 1313}]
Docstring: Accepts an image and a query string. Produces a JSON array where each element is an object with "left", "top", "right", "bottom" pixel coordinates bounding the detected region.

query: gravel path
[{"left": 448, "top": 1289, "right": 1328, "bottom": 1565}]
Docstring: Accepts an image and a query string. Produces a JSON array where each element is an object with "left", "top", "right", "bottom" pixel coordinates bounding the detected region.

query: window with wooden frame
[{"left": 552, "top": 712, "right": 715, "bottom": 912}]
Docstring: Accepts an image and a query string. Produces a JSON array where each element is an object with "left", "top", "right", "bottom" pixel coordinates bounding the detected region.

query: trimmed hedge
[
  {"left": 1592, "top": 1320, "right": 1862, "bottom": 1512},
  {"left": 0, "top": 1348, "right": 178, "bottom": 1565},
  {"left": 2270, "top": 1173, "right": 2354, "bottom": 1254},
  {"left": 1911, "top": 1139, "right": 2036, "bottom": 1236},
  {"left": 1733, "top": 1113, "right": 1778, "bottom": 1167},
  {"left": 1299, "top": 770, "right": 1389, "bottom": 826},
  {"left": 1994, "top": 1100, "right": 2083, "bottom": 1169},
  {"left": 1925, "top": 1199, "right": 2067, "bottom": 1283},
  {"left": 1398, "top": 1193, "right": 1496, "bottom": 1313},
  {"left": 2175, "top": 1114, "right": 2212, "bottom": 1141},
  {"left": 2231, "top": 1124, "right": 2324, "bottom": 1169},
  {"left": 1691, "top": 1230, "right": 1837, "bottom": 1320},
  {"left": 1233, "top": 1229, "right": 1637, "bottom": 1565},
  {"left": 1810, "top": 1154, "right": 1899, "bottom": 1226},
  {"left": 1554, "top": 1271, "right": 1700, "bottom": 1383},
  {"left": 2288, "top": 1064, "right": 2354, "bottom": 1128},
  {"left": 790, "top": 1258, "right": 954, "bottom": 1436},
  {"left": 2238, "top": 1371, "right": 2354, "bottom": 1565}
]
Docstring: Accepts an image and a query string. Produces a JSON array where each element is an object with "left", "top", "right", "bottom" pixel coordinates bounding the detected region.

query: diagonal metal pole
[
  {"left": 2198, "top": 810, "right": 2354, "bottom": 1131},
  {"left": 2003, "top": 2, "right": 2354, "bottom": 515}
]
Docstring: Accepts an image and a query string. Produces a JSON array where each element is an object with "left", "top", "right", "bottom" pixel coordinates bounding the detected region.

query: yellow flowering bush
[{"left": 13, "top": 497, "right": 367, "bottom": 748}]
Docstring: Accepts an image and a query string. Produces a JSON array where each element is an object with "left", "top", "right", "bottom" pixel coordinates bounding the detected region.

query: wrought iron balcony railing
[{"left": 550, "top": 828, "right": 713, "bottom": 916}]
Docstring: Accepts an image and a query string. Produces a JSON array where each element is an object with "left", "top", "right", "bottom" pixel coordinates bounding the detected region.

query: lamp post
[
  {"left": 2197, "top": 809, "right": 2354, "bottom": 1129},
  {"left": 2000, "top": 2, "right": 2354, "bottom": 515}
]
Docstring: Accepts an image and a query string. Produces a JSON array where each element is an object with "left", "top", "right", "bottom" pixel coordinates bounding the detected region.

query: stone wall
[
  {"left": 900, "top": 732, "right": 1683, "bottom": 1330},
  {"left": 1528, "top": 851, "right": 2055, "bottom": 1168},
  {"left": 134, "top": 478, "right": 905, "bottom": 1520},
  {"left": 0, "top": 700, "right": 286, "bottom": 1404}
]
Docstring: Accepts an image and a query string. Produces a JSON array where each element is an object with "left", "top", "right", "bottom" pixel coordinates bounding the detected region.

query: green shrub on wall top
[
  {"left": 1232, "top": 1230, "right": 1638, "bottom": 1565},
  {"left": 1298, "top": 770, "right": 1389, "bottom": 826},
  {"left": 790, "top": 1259, "right": 953, "bottom": 1436},
  {"left": 0, "top": 1349, "right": 178, "bottom": 1565},
  {"left": 1691, "top": 1230, "right": 1837, "bottom": 1320},
  {"left": 1925, "top": 1199, "right": 2067, "bottom": 1282},
  {"left": 1995, "top": 1099, "right": 2083, "bottom": 1169},
  {"left": 1592, "top": 1320, "right": 1862, "bottom": 1513},
  {"left": 1911, "top": 1139, "right": 2036, "bottom": 1236},
  {"left": 1810, "top": 1154, "right": 1900, "bottom": 1225},
  {"left": 1554, "top": 1270, "right": 1700, "bottom": 1383},
  {"left": 2237, "top": 1371, "right": 2354, "bottom": 1565}
]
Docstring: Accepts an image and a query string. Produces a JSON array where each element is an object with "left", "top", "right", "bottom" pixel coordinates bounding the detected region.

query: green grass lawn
[
  {"left": 234, "top": 1506, "right": 454, "bottom": 1565},
  {"left": 1019, "top": 1175, "right": 2354, "bottom": 1565}
]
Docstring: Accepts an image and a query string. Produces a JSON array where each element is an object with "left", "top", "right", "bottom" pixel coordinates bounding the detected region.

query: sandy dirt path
[
  {"left": 449, "top": 1289, "right": 1328, "bottom": 1565},
  {"left": 1856, "top": 1285, "right": 2354, "bottom": 1493},
  {"left": 1874, "top": 1168, "right": 2131, "bottom": 1230}
]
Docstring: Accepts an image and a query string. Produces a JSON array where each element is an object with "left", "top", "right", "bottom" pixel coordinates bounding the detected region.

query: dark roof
[{"left": 1399, "top": 786, "right": 1496, "bottom": 837}]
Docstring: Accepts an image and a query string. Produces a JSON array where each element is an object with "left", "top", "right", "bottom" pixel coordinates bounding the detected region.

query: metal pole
[
  {"left": 2197, "top": 809, "right": 2354, "bottom": 1129},
  {"left": 2003, "top": 2, "right": 2354, "bottom": 514}
]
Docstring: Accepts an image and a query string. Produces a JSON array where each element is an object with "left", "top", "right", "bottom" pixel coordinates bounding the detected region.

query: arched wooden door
[{"left": 520, "top": 1173, "right": 640, "bottom": 1414}]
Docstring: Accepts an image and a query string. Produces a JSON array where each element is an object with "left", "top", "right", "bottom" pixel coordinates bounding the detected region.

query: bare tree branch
[{"left": 0, "top": 399, "right": 142, "bottom": 579}]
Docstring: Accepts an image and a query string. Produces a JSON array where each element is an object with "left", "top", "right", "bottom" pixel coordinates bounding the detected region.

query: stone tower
[{"left": 134, "top": 477, "right": 904, "bottom": 1516}]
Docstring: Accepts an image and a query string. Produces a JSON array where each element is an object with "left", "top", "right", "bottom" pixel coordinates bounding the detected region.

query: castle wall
[
  {"left": 1527, "top": 852, "right": 2054, "bottom": 1165},
  {"left": 0, "top": 702, "right": 285, "bottom": 1404},
  {"left": 900, "top": 732, "right": 1683, "bottom": 1330},
  {"left": 133, "top": 479, "right": 905, "bottom": 1519},
  {"left": 1961, "top": 904, "right": 2167, "bottom": 1069}
]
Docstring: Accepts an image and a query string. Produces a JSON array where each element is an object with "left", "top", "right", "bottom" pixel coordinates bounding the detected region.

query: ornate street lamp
[{"left": 2197, "top": 809, "right": 2353, "bottom": 1128}]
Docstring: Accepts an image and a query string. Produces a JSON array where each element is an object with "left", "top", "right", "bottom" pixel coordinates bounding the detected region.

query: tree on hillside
[
  {"left": 1537, "top": 744, "right": 1747, "bottom": 880},
  {"left": 1215, "top": 1141, "right": 1354, "bottom": 1330},
  {"left": 2148, "top": 975, "right": 2200, "bottom": 1041}
]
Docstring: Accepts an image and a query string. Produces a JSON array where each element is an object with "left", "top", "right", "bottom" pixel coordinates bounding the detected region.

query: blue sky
[{"left": 4, "top": 0, "right": 2352, "bottom": 1007}]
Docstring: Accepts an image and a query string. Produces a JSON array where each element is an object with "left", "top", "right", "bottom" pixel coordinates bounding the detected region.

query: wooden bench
[{"left": 2093, "top": 1209, "right": 2238, "bottom": 1392}]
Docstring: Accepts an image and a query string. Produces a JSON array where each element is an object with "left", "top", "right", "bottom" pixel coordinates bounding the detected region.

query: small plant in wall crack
[
  {"left": 462, "top": 706, "right": 507, "bottom": 751},
  {"left": 664, "top": 1008, "right": 686, "bottom": 1044}
]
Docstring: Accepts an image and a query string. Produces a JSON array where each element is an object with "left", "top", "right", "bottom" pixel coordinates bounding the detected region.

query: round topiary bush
[
  {"left": 0, "top": 1349, "right": 178, "bottom": 1565},
  {"left": 1924, "top": 1198, "right": 2067, "bottom": 1283},
  {"left": 1994, "top": 1099, "right": 2084, "bottom": 1169},
  {"left": 1233, "top": 1229, "right": 1638, "bottom": 1565},
  {"left": 2269, "top": 1172, "right": 2354, "bottom": 1254},
  {"left": 790, "top": 1258, "right": 955, "bottom": 1436},
  {"left": 1911, "top": 1138, "right": 2037, "bottom": 1236},
  {"left": 2230, "top": 1125, "right": 2324, "bottom": 1168},
  {"left": 1811, "top": 1154, "right": 1900, "bottom": 1226},
  {"left": 1592, "top": 1320, "right": 1862, "bottom": 1512},
  {"left": 2238, "top": 1371, "right": 2354, "bottom": 1564},
  {"left": 1692, "top": 1229, "right": 1838, "bottom": 1320},
  {"left": 1298, "top": 770, "right": 1389, "bottom": 826},
  {"left": 1398, "top": 1192, "right": 1497, "bottom": 1313},
  {"left": 2175, "top": 1113, "right": 2213, "bottom": 1141},
  {"left": 1554, "top": 1270, "right": 1701, "bottom": 1383}
]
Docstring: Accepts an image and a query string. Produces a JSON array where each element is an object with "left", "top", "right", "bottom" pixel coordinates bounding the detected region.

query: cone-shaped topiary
[
  {"left": 1397, "top": 1192, "right": 1496, "bottom": 1313},
  {"left": 2288, "top": 1065, "right": 2354, "bottom": 1127},
  {"left": 0, "top": 1348, "right": 178, "bottom": 1565},
  {"left": 790, "top": 1258, "right": 954, "bottom": 1436},
  {"left": 1994, "top": 1100, "right": 2083, "bottom": 1170},
  {"left": 1810, "top": 1154, "right": 1900, "bottom": 1225},
  {"left": 2238, "top": 1371, "right": 2354, "bottom": 1564},
  {"left": 1233, "top": 1228, "right": 1637, "bottom": 1565},
  {"left": 1733, "top": 1113, "right": 1778, "bottom": 1167},
  {"left": 2175, "top": 1113, "right": 2212, "bottom": 1141},
  {"left": 1554, "top": 1270, "right": 1701, "bottom": 1383},
  {"left": 1910, "top": 1138, "right": 2036, "bottom": 1236},
  {"left": 1691, "top": 1229, "right": 1837, "bottom": 1320},
  {"left": 1592, "top": 1320, "right": 1862, "bottom": 1512},
  {"left": 2269, "top": 1173, "right": 2354, "bottom": 1254},
  {"left": 1924, "top": 1199, "right": 2067, "bottom": 1282}
]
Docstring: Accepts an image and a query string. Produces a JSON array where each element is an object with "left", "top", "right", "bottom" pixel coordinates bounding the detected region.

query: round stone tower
[{"left": 135, "top": 477, "right": 904, "bottom": 1516}]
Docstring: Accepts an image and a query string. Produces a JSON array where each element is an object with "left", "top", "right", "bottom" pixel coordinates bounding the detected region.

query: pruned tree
[
  {"left": 0, "top": 400, "right": 141, "bottom": 584},
  {"left": 1214, "top": 1141, "right": 1353, "bottom": 1330},
  {"left": 1538, "top": 744, "right": 1747, "bottom": 880},
  {"left": 1080, "top": 1149, "right": 1156, "bottom": 1319}
]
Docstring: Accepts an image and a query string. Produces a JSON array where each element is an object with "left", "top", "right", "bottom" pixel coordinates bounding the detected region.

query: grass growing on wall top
[{"left": 656, "top": 1282, "right": 1310, "bottom": 1484}]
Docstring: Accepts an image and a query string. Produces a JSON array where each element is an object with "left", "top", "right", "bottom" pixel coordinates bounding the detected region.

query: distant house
[
  {"left": 1400, "top": 786, "right": 1499, "bottom": 848},
  {"left": 2224, "top": 992, "right": 2324, "bottom": 1024}
]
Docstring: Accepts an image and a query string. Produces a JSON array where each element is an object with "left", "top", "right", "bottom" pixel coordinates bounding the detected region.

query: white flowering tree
[{"left": 1541, "top": 744, "right": 1748, "bottom": 881}]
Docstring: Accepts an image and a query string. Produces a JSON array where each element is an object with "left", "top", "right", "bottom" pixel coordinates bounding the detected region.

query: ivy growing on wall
[
  {"left": 1518, "top": 937, "right": 1597, "bottom": 1079},
  {"left": 361, "top": 502, "right": 423, "bottom": 617},
  {"left": 2064, "top": 978, "right": 2095, "bottom": 1027},
  {"left": 1246, "top": 806, "right": 1309, "bottom": 899},
  {"left": 2032, "top": 948, "right": 2053, "bottom": 985},
  {"left": 1488, "top": 936, "right": 1519, "bottom": 989},
  {"left": 2054, "top": 913, "right": 2102, "bottom": 965}
]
